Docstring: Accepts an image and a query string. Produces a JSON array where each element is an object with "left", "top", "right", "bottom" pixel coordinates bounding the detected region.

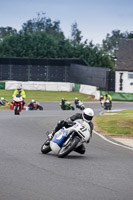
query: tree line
[{"left": 0, "top": 13, "right": 133, "bottom": 70}]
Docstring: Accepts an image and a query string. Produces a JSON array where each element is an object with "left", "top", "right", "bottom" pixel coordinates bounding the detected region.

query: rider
[
  {"left": 48, "top": 108, "right": 94, "bottom": 154},
  {"left": 61, "top": 98, "right": 66, "bottom": 110},
  {"left": 74, "top": 97, "right": 79, "bottom": 106},
  {"left": 28, "top": 99, "right": 36, "bottom": 110},
  {"left": 28, "top": 99, "right": 41, "bottom": 110},
  {"left": 104, "top": 94, "right": 112, "bottom": 107},
  {"left": 12, "top": 85, "right": 26, "bottom": 107},
  {"left": 0, "top": 97, "right": 7, "bottom": 105},
  {"left": 100, "top": 95, "right": 104, "bottom": 106}
]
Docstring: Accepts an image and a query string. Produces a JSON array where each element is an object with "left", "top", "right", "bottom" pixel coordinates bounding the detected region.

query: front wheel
[
  {"left": 41, "top": 139, "right": 51, "bottom": 154},
  {"left": 58, "top": 137, "right": 80, "bottom": 158},
  {"left": 39, "top": 106, "right": 43, "bottom": 110},
  {"left": 71, "top": 106, "right": 75, "bottom": 110},
  {"left": 14, "top": 105, "right": 20, "bottom": 115}
]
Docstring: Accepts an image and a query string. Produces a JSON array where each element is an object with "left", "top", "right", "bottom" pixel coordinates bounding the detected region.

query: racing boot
[{"left": 74, "top": 144, "right": 86, "bottom": 154}]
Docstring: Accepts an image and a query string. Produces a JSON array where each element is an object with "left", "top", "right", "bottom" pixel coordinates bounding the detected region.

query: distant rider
[
  {"left": 74, "top": 97, "right": 79, "bottom": 107},
  {"left": 0, "top": 97, "right": 7, "bottom": 105},
  {"left": 28, "top": 99, "right": 41, "bottom": 110},
  {"left": 104, "top": 94, "right": 112, "bottom": 106},
  {"left": 47, "top": 108, "right": 94, "bottom": 154},
  {"left": 61, "top": 98, "right": 66, "bottom": 110},
  {"left": 28, "top": 99, "right": 36, "bottom": 110},
  {"left": 12, "top": 85, "right": 26, "bottom": 108},
  {"left": 100, "top": 95, "right": 104, "bottom": 107}
]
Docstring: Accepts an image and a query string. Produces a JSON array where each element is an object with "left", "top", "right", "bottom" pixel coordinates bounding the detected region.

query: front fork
[{"left": 63, "top": 132, "right": 80, "bottom": 147}]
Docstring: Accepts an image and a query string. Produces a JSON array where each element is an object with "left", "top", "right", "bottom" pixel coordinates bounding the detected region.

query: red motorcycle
[
  {"left": 13, "top": 94, "right": 23, "bottom": 115},
  {"left": 27, "top": 102, "right": 43, "bottom": 110}
]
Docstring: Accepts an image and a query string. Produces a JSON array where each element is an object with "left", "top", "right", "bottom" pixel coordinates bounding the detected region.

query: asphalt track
[{"left": 0, "top": 101, "right": 133, "bottom": 200}]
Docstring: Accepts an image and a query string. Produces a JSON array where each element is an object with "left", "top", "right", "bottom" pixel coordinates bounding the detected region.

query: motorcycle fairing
[{"left": 52, "top": 128, "right": 69, "bottom": 147}]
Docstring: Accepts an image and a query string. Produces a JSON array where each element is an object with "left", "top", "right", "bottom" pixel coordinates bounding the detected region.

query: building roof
[
  {"left": 0, "top": 57, "right": 89, "bottom": 66},
  {"left": 116, "top": 39, "right": 133, "bottom": 71}
]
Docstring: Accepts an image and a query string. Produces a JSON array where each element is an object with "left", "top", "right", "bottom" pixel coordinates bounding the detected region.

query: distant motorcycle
[
  {"left": 60, "top": 101, "right": 75, "bottom": 110},
  {"left": 75, "top": 100, "right": 85, "bottom": 110},
  {"left": 41, "top": 121, "right": 91, "bottom": 158},
  {"left": 13, "top": 94, "right": 23, "bottom": 115},
  {"left": 100, "top": 99, "right": 104, "bottom": 108},
  {"left": 27, "top": 102, "right": 43, "bottom": 110},
  {"left": 104, "top": 98, "right": 112, "bottom": 110}
]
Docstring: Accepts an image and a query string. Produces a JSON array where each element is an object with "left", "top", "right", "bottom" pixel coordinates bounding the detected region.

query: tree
[
  {"left": 71, "top": 22, "right": 83, "bottom": 45},
  {"left": 102, "top": 30, "right": 125, "bottom": 58},
  {"left": 0, "top": 27, "right": 17, "bottom": 40},
  {"left": 20, "top": 12, "right": 64, "bottom": 39}
]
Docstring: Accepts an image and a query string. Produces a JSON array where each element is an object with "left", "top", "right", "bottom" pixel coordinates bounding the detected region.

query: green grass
[
  {"left": 0, "top": 89, "right": 91, "bottom": 102},
  {"left": 108, "top": 109, "right": 133, "bottom": 114},
  {"left": 0, "top": 89, "right": 92, "bottom": 110},
  {"left": 94, "top": 110, "right": 133, "bottom": 136}
]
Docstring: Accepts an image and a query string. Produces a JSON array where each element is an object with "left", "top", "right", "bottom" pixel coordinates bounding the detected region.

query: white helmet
[
  {"left": 31, "top": 99, "right": 35, "bottom": 103},
  {"left": 1, "top": 97, "right": 4, "bottom": 101},
  {"left": 17, "top": 85, "right": 22, "bottom": 92},
  {"left": 82, "top": 108, "right": 94, "bottom": 122}
]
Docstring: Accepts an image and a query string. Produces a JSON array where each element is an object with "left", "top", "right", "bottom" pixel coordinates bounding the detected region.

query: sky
[{"left": 0, "top": 0, "right": 133, "bottom": 45}]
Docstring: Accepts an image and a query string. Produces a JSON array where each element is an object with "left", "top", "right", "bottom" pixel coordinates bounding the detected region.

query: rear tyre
[
  {"left": 58, "top": 137, "right": 80, "bottom": 158},
  {"left": 41, "top": 140, "right": 51, "bottom": 154},
  {"left": 71, "top": 106, "right": 75, "bottom": 110}
]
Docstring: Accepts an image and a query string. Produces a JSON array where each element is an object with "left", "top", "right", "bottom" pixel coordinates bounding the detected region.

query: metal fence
[{"left": 0, "top": 58, "right": 113, "bottom": 90}]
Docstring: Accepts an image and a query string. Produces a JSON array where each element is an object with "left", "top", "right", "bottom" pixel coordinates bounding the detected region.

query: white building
[{"left": 115, "top": 39, "right": 133, "bottom": 93}]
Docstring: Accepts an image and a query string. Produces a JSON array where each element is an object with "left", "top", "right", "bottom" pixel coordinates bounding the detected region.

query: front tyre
[
  {"left": 41, "top": 140, "right": 51, "bottom": 154},
  {"left": 15, "top": 105, "right": 20, "bottom": 115},
  {"left": 39, "top": 106, "right": 43, "bottom": 110},
  {"left": 58, "top": 137, "right": 80, "bottom": 158}
]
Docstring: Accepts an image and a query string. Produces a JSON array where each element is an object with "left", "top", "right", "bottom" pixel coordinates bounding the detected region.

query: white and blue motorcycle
[{"left": 41, "top": 121, "right": 91, "bottom": 158}]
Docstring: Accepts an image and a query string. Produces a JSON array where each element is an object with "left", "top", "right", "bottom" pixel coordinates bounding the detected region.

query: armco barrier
[{"left": 5, "top": 81, "right": 99, "bottom": 100}]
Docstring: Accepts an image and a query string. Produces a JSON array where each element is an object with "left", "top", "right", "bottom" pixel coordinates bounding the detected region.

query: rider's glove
[{"left": 48, "top": 132, "right": 53, "bottom": 139}]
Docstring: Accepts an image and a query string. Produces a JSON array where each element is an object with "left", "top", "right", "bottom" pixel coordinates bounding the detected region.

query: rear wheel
[
  {"left": 58, "top": 137, "right": 80, "bottom": 158},
  {"left": 41, "top": 139, "right": 51, "bottom": 154}
]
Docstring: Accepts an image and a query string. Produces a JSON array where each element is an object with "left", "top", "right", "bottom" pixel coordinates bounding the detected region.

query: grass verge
[
  {"left": 94, "top": 109, "right": 133, "bottom": 137},
  {"left": 0, "top": 90, "right": 92, "bottom": 102},
  {"left": 0, "top": 90, "right": 93, "bottom": 110}
]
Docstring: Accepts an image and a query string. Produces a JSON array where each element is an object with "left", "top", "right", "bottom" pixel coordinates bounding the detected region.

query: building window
[{"left": 128, "top": 73, "right": 133, "bottom": 79}]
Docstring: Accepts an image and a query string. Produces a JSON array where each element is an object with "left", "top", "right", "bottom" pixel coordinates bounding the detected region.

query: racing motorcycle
[
  {"left": 13, "top": 94, "right": 23, "bottom": 115},
  {"left": 100, "top": 99, "right": 104, "bottom": 108},
  {"left": 27, "top": 102, "right": 43, "bottom": 110},
  {"left": 75, "top": 101, "right": 85, "bottom": 110},
  {"left": 60, "top": 101, "right": 75, "bottom": 110},
  {"left": 41, "top": 120, "right": 91, "bottom": 158},
  {"left": 104, "top": 98, "right": 112, "bottom": 110}
]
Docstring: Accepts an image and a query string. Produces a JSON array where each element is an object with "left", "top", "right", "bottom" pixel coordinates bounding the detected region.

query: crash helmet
[
  {"left": 100, "top": 95, "right": 104, "bottom": 100},
  {"left": 75, "top": 97, "right": 79, "bottom": 100},
  {"left": 1, "top": 97, "right": 4, "bottom": 101},
  {"left": 82, "top": 108, "right": 94, "bottom": 122},
  {"left": 17, "top": 85, "right": 22, "bottom": 92},
  {"left": 31, "top": 99, "right": 35, "bottom": 103}
]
